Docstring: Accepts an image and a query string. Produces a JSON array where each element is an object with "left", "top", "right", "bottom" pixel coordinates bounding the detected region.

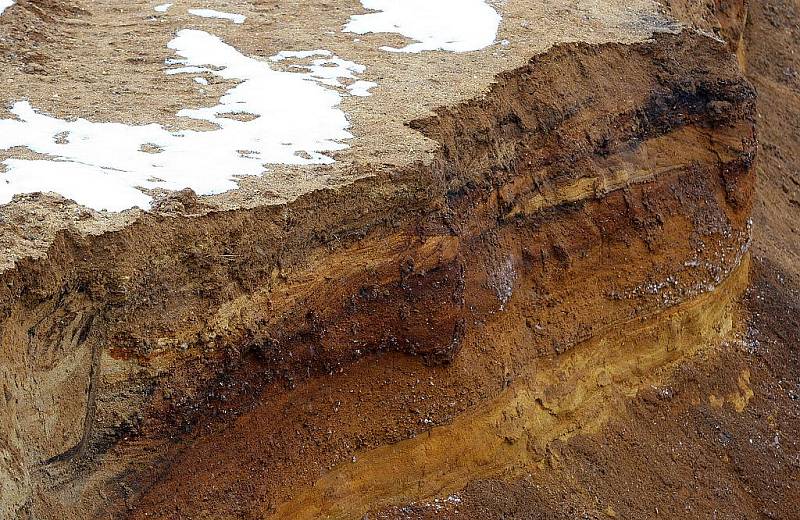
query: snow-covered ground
[
  {"left": 344, "top": 0, "right": 501, "bottom": 52},
  {"left": 188, "top": 8, "right": 245, "bottom": 24},
  {"left": 0, "top": 1, "right": 502, "bottom": 211},
  {"left": 0, "top": 0, "right": 15, "bottom": 16},
  {"left": 0, "top": 30, "right": 365, "bottom": 211}
]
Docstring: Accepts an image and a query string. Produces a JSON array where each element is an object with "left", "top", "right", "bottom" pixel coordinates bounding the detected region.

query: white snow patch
[
  {"left": 344, "top": 0, "right": 501, "bottom": 53},
  {"left": 300, "top": 57, "right": 365, "bottom": 87},
  {"left": 347, "top": 80, "right": 377, "bottom": 97},
  {"left": 188, "top": 8, "right": 246, "bottom": 24},
  {"left": 0, "top": 30, "right": 368, "bottom": 211},
  {"left": 154, "top": 3, "right": 172, "bottom": 13},
  {"left": 0, "top": 0, "right": 15, "bottom": 16},
  {"left": 193, "top": 77, "right": 208, "bottom": 85},
  {"left": 269, "top": 50, "right": 332, "bottom": 62},
  {"left": 271, "top": 52, "right": 376, "bottom": 95}
]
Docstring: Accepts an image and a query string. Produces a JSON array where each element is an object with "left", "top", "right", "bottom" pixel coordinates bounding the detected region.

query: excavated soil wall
[{"left": 0, "top": 22, "right": 756, "bottom": 520}]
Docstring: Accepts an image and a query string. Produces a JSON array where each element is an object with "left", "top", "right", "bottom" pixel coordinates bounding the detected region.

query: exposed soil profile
[{"left": 0, "top": 1, "right": 798, "bottom": 519}]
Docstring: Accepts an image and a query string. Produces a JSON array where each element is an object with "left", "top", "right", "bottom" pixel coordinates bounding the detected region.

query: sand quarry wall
[{"left": 0, "top": 2, "right": 758, "bottom": 518}]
